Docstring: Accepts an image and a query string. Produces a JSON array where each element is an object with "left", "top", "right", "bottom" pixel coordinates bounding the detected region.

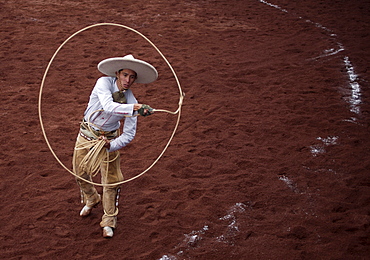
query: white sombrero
[{"left": 97, "top": 54, "right": 158, "bottom": 84}]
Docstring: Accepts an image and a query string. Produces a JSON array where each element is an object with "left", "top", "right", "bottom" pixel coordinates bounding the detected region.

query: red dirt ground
[{"left": 1, "top": 0, "right": 369, "bottom": 259}]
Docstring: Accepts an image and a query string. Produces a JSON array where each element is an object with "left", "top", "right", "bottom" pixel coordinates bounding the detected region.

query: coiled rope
[{"left": 38, "top": 23, "right": 184, "bottom": 187}]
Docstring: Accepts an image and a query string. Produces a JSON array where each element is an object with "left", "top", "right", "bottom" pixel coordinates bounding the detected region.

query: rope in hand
[
  {"left": 75, "top": 137, "right": 111, "bottom": 176},
  {"left": 38, "top": 23, "right": 184, "bottom": 187},
  {"left": 74, "top": 110, "right": 120, "bottom": 180}
]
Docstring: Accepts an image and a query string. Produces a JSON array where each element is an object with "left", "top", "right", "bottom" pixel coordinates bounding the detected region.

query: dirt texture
[{"left": 1, "top": 0, "right": 369, "bottom": 259}]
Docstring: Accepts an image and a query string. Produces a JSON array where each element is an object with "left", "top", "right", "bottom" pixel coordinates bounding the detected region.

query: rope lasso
[
  {"left": 38, "top": 23, "right": 184, "bottom": 187},
  {"left": 74, "top": 109, "right": 119, "bottom": 179}
]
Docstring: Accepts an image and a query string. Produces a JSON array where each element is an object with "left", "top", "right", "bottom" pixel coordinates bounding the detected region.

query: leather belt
[{"left": 80, "top": 120, "right": 118, "bottom": 140}]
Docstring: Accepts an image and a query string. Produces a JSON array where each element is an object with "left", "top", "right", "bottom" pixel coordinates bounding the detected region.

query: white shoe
[
  {"left": 79, "top": 205, "right": 92, "bottom": 217},
  {"left": 103, "top": 226, "right": 114, "bottom": 238},
  {"left": 79, "top": 194, "right": 101, "bottom": 217}
]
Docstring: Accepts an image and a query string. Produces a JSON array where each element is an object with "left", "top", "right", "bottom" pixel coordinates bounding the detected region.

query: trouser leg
[
  {"left": 72, "top": 134, "right": 100, "bottom": 207},
  {"left": 100, "top": 151, "right": 123, "bottom": 229}
]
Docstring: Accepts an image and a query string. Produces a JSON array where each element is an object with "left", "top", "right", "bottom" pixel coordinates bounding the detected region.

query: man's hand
[
  {"left": 99, "top": 136, "right": 111, "bottom": 150},
  {"left": 137, "top": 104, "right": 154, "bottom": 117}
]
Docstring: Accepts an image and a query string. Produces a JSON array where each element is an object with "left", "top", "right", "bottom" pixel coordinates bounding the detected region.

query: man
[{"left": 72, "top": 54, "right": 157, "bottom": 238}]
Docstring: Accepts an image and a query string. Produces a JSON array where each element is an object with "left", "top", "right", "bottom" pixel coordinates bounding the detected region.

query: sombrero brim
[{"left": 97, "top": 56, "right": 158, "bottom": 84}]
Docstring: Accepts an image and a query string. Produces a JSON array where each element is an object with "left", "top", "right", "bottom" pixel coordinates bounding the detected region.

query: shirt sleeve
[
  {"left": 95, "top": 77, "right": 134, "bottom": 116},
  {"left": 108, "top": 116, "right": 137, "bottom": 152}
]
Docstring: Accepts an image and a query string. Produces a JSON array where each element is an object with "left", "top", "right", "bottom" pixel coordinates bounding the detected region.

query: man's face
[{"left": 116, "top": 69, "right": 137, "bottom": 90}]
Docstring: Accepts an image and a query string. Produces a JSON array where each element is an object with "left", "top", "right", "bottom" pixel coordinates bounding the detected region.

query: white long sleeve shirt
[{"left": 83, "top": 76, "right": 138, "bottom": 152}]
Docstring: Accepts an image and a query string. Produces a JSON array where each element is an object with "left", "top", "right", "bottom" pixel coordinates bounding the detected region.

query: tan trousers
[{"left": 72, "top": 134, "right": 123, "bottom": 228}]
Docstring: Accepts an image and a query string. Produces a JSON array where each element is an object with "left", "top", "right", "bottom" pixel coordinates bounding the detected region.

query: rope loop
[{"left": 38, "top": 23, "right": 183, "bottom": 187}]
